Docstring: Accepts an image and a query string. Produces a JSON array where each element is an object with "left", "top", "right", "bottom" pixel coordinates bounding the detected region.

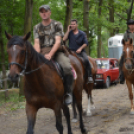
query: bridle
[
  {"left": 124, "top": 50, "right": 134, "bottom": 74},
  {"left": 8, "top": 45, "right": 45, "bottom": 76}
]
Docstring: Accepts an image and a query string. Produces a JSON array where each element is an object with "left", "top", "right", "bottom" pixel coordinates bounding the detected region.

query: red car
[{"left": 95, "top": 58, "right": 119, "bottom": 88}]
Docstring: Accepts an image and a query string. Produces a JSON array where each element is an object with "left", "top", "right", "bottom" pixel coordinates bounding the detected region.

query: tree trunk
[
  {"left": 64, "top": 0, "right": 73, "bottom": 32},
  {"left": 127, "top": 0, "right": 134, "bottom": 21},
  {"left": 24, "top": 0, "right": 33, "bottom": 41},
  {"left": 20, "top": 0, "right": 33, "bottom": 97},
  {"left": 109, "top": 0, "right": 115, "bottom": 36},
  {"left": 83, "top": 0, "right": 90, "bottom": 55},
  {"left": 97, "top": 0, "right": 103, "bottom": 58},
  {"left": 0, "top": 15, "right": 8, "bottom": 99}
]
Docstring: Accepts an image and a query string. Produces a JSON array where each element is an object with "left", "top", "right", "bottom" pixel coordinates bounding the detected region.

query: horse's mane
[{"left": 7, "top": 36, "right": 53, "bottom": 67}]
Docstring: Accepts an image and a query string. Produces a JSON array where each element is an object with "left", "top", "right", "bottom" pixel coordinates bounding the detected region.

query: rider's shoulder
[{"left": 51, "top": 19, "right": 63, "bottom": 26}]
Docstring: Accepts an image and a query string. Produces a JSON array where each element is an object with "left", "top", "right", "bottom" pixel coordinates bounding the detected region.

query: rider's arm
[
  {"left": 33, "top": 25, "right": 40, "bottom": 53},
  {"left": 76, "top": 32, "right": 88, "bottom": 53},
  {"left": 49, "top": 36, "right": 61, "bottom": 57},
  {"left": 49, "top": 22, "right": 64, "bottom": 57},
  {"left": 63, "top": 25, "right": 71, "bottom": 41},
  {"left": 33, "top": 38, "right": 40, "bottom": 53}
]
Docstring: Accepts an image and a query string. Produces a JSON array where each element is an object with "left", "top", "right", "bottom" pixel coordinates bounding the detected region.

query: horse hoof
[
  {"left": 86, "top": 112, "right": 92, "bottom": 116},
  {"left": 72, "top": 118, "right": 78, "bottom": 123},
  {"left": 82, "top": 129, "right": 88, "bottom": 134},
  {"left": 130, "top": 110, "right": 134, "bottom": 115},
  {"left": 91, "top": 105, "right": 95, "bottom": 109}
]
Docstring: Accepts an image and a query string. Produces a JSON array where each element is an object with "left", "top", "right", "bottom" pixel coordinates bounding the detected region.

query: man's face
[
  {"left": 128, "top": 24, "right": 134, "bottom": 31},
  {"left": 39, "top": 9, "right": 51, "bottom": 20},
  {"left": 70, "top": 21, "right": 78, "bottom": 31}
]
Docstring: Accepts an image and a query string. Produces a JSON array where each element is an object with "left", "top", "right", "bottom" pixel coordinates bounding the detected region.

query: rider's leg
[
  {"left": 55, "top": 52, "right": 73, "bottom": 105},
  {"left": 119, "top": 54, "right": 125, "bottom": 84},
  {"left": 81, "top": 51, "right": 93, "bottom": 83}
]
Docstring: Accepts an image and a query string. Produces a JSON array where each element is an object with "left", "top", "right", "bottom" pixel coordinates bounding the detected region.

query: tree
[
  {"left": 108, "top": 0, "right": 115, "bottom": 36},
  {"left": 64, "top": 0, "right": 73, "bottom": 32},
  {"left": 97, "top": 0, "right": 103, "bottom": 58},
  {"left": 83, "top": 0, "right": 90, "bottom": 54},
  {"left": 24, "top": 0, "right": 33, "bottom": 41},
  {"left": 0, "top": 14, "right": 8, "bottom": 98}
]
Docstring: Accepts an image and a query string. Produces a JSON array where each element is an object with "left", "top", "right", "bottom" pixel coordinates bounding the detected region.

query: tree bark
[
  {"left": 109, "top": 0, "right": 115, "bottom": 36},
  {"left": 0, "top": 15, "right": 8, "bottom": 99},
  {"left": 97, "top": 0, "right": 103, "bottom": 58},
  {"left": 64, "top": 0, "right": 73, "bottom": 32},
  {"left": 24, "top": 0, "right": 33, "bottom": 41},
  {"left": 127, "top": 0, "right": 134, "bottom": 21},
  {"left": 83, "top": 0, "right": 90, "bottom": 55}
]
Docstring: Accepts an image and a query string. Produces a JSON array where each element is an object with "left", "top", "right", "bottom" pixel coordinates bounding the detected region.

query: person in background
[
  {"left": 119, "top": 19, "right": 134, "bottom": 84},
  {"left": 63, "top": 19, "right": 93, "bottom": 83}
]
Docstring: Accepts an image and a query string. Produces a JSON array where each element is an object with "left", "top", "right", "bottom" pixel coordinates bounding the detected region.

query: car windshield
[{"left": 96, "top": 60, "right": 109, "bottom": 69}]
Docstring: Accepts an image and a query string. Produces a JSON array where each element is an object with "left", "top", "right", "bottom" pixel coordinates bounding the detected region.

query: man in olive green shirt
[
  {"left": 33, "top": 5, "right": 73, "bottom": 105},
  {"left": 119, "top": 19, "right": 134, "bottom": 84}
]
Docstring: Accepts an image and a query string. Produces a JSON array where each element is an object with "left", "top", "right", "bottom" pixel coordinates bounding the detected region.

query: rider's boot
[
  {"left": 119, "top": 54, "right": 125, "bottom": 84},
  {"left": 87, "top": 63, "right": 94, "bottom": 84},
  {"left": 63, "top": 74, "right": 74, "bottom": 105}
]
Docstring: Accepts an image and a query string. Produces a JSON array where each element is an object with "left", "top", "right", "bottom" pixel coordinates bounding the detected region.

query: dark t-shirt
[{"left": 68, "top": 30, "right": 88, "bottom": 51}]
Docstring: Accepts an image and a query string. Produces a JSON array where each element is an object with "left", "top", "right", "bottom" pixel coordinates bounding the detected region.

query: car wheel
[{"left": 104, "top": 77, "right": 110, "bottom": 88}]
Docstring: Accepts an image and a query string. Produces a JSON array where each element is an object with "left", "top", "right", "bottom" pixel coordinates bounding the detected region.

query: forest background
[{"left": 0, "top": 0, "right": 134, "bottom": 82}]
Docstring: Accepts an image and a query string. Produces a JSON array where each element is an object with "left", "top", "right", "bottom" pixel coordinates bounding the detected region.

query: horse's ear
[
  {"left": 122, "top": 39, "right": 125, "bottom": 45},
  {"left": 23, "top": 32, "right": 31, "bottom": 41},
  {"left": 5, "top": 31, "right": 12, "bottom": 40},
  {"left": 130, "top": 38, "right": 133, "bottom": 45}
]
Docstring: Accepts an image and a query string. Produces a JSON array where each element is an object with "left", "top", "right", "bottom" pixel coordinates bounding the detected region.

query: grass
[{"left": 0, "top": 89, "right": 26, "bottom": 114}]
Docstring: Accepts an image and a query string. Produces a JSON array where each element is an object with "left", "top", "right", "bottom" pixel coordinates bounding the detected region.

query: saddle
[{"left": 40, "top": 46, "right": 76, "bottom": 80}]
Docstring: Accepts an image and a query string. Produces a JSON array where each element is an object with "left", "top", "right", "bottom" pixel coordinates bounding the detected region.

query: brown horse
[
  {"left": 66, "top": 50, "right": 97, "bottom": 122},
  {"left": 122, "top": 38, "right": 134, "bottom": 114},
  {"left": 5, "top": 32, "right": 87, "bottom": 134}
]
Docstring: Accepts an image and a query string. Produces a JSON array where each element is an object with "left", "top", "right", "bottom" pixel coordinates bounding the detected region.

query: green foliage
[
  {"left": 0, "top": 90, "right": 25, "bottom": 111},
  {"left": 0, "top": 0, "right": 134, "bottom": 65}
]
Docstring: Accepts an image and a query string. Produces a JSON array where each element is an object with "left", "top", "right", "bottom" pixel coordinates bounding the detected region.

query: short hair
[{"left": 71, "top": 19, "right": 78, "bottom": 24}]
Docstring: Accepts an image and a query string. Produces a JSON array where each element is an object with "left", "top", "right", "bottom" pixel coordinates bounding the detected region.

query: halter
[
  {"left": 124, "top": 51, "right": 134, "bottom": 74},
  {"left": 8, "top": 44, "right": 45, "bottom": 76}
]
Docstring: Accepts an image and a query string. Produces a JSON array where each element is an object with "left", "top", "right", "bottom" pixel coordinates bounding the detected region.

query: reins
[{"left": 8, "top": 43, "right": 47, "bottom": 76}]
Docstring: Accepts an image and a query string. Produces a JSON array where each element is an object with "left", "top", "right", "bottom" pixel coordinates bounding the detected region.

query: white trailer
[{"left": 108, "top": 34, "right": 124, "bottom": 59}]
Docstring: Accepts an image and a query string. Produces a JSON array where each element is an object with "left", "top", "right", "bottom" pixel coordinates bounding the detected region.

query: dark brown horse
[
  {"left": 5, "top": 32, "right": 87, "bottom": 134},
  {"left": 122, "top": 38, "right": 134, "bottom": 114},
  {"left": 66, "top": 51, "right": 97, "bottom": 122}
]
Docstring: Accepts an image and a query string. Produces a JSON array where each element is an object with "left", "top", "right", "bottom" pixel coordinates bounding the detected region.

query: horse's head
[
  {"left": 122, "top": 38, "right": 134, "bottom": 70},
  {"left": 5, "top": 31, "right": 31, "bottom": 82}
]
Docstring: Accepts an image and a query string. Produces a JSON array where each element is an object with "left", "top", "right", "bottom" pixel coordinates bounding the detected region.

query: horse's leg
[
  {"left": 62, "top": 105, "right": 73, "bottom": 134},
  {"left": 54, "top": 107, "right": 63, "bottom": 134},
  {"left": 76, "top": 100, "right": 87, "bottom": 134},
  {"left": 126, "top": 80, "right": 134, "bottom": 114},
  {"left": 71, "top": 94, "right": 78, "bottom": 122},
  {"left": 84, "top": 84, "right": 95, "bottom": 116},
  {"left": 26, "top": 102, "right": 38, "bottom": 134}
]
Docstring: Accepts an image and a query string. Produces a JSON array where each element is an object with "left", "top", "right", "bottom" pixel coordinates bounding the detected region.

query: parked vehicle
[{"left": 95, "top": 58, "right": 119, "bottom": 88}]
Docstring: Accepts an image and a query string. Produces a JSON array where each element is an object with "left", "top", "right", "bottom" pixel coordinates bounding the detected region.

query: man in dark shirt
[
  {"left": 119, "top": 19, "right": 134, "bottom": 84},
  {"left": 63, "top": 19, "right": 93, "bottom": 83}
]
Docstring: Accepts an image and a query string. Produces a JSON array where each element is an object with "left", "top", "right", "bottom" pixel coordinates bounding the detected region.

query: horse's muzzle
[{"left": 8, "top": 73, "right": 19, "bottom": 83}]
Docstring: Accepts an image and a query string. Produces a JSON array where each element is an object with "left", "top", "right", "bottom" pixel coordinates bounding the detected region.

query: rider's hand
[
  {"left": 45, "top": 53, "right": 52, "bottom": 60},
  {"left": 68, "top": 25, "right": 72, "bottom": 32},
  {"left": 76, "top": 48, "right": 82, "bottom": 53}
]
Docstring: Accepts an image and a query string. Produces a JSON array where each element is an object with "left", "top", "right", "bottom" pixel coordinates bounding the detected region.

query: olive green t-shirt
[{"left": 33, "top": 19, "right": 64, "bottom": 48}]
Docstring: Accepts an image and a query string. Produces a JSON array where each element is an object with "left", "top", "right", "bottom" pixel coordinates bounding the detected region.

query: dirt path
[{"left": 0, "top": 83, "right": 134, "bottom": 134}]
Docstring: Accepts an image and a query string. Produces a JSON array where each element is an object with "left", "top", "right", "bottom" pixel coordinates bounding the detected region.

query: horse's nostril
[{"left": 15, "top": 74, "right": 19, "bottom": 78}]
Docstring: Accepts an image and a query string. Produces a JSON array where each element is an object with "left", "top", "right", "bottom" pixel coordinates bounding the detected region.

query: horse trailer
[{"left": 108, "top": 34, "right": 124, "bottom": 60}]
